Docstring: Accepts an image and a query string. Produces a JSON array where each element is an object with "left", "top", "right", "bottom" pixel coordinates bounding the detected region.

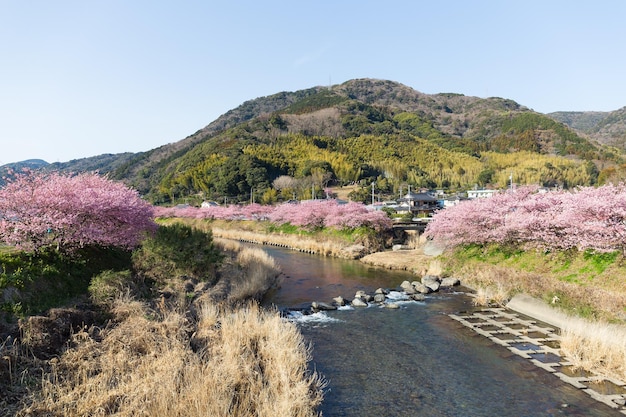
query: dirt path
[{"left": 359, "top": 245, "right": 441, "bottom": 276}]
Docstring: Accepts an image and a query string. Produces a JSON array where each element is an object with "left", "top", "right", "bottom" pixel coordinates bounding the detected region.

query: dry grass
[
  {"left": 18, "top": 299, "right": 324, "bottom": 417},
  {"left": 212, "top": 227, "right": 350, "bottom": 257},
  {"left": 442, "top": 254, "right": 626, "bottom": 381},
  {"left": 228, "top": 247, "right": 281, "bottom": 302},
  {"left": 359, "top": 249, "right": 433, "bottom": 275},
  {"left": 449, "top": 261, "right": 626, "bottom": 322},
  {"left": 559, "top": 318, "right": 626, "bottom": 382},
  {"left": 471, "top": 283, "right": 511, "bottom": 307},
  {"left": 209, "top": 239, "right": 282, "bottom": 305}
]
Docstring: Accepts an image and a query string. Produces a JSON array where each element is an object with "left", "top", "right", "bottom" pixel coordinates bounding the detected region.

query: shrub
[
  {"left": 0, "top": 247, "right": 132, "bottom": 317},
  {"left": 132, "top": 223, "right": 223, "bottom": 284},
  {"left": 88, "top": 270, "right": 134, "bottom": 307}
]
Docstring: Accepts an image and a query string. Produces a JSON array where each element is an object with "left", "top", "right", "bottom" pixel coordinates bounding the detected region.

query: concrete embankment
[{"left": 505, "top": 293, "right": 574, "bottom": 329}]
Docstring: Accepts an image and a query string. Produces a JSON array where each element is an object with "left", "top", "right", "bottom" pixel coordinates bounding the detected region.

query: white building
[{"left": 467, "top": 189, "right": 499, "bottom": 199}]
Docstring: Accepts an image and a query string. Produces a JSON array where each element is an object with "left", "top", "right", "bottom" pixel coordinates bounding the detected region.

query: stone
[
  {"left": 410, "top": 293, "right": 426, "bottom": 301},
  {"left": 385, "top": 303, "right": 400, "bottom": 309},
  {"left": 351, "top": 298, "right": 368, "bottom": 307},
  {"left": 355, "top": 291, "right": 373, "bottom": 302},
  {"left": 400, "top": 280, "right": 416, "bottom": 294},
  {"left": 412, "top": 282, "right": 431, "bottom": 294},
  {"left": 373, "top": 293, "right": 386, "bottom": 303},
  {"left": 422, "top": 275, "right": 441, "bottom": 292},
  {"left": 375, "top": 287, "right": 388, "bottom": 295},
  {"left": 333, "top": 296, "right": 346, "bottom": 306},
  {"left": 311, "top": 301, "right": 337, "bottom": 311},
  {"left": 440, "top": 277, "right": 461, "bottom": 287}
]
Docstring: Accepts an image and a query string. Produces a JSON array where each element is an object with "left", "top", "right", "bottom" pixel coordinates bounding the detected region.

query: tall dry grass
[
  {"left": 471, "top": 283, "right": 511, "bottom": 307},
  {"left": 211, "top": 238, "right": 282, "bottom": 304},
  {"left": 559, "top": 318, "right": 626, "bottom": 382},
  {"left": 449, "top": 259, "right": 626, "bottom": 381},
  {"left": 230, "top": 246, "right": 281, "bottom": 302},
  {"left": 212, "top": 227, "right": 354, "bottom": 258},
  {"left": 19, "top": 299, "right": 324, "bottom": 417}
]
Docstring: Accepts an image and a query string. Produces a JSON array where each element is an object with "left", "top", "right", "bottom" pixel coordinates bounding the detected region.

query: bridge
[{"left": 391, "top": 218, "right": 431, "bottom": 232}]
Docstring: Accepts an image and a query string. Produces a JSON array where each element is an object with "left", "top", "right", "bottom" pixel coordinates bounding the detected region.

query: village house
[{"left": 396, "top": 190, "right": 440, "bottom": 217}]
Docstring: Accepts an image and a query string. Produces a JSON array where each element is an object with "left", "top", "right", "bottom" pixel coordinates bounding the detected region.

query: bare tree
[{"left": 272, "top": 175, "right": 296, "bottom": 191}]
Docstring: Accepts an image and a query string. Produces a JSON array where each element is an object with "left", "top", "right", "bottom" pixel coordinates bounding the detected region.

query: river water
[{"left": 261, "top": 246, "right": 620, "bottom": 416}]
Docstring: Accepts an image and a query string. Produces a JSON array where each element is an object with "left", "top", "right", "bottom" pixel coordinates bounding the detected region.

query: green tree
[{"left": 477, "top": 168, "right": 495, "bottom": 186}]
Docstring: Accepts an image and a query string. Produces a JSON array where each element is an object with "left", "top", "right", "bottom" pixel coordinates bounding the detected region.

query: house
[
  {"left": 397, "top": 191, "right": 439, "bottom": 217},
  {"left": 442, "top": 194, "right": 468, "bottom": 208}
]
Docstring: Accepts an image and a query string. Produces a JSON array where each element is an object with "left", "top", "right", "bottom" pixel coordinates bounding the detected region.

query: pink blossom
[
  {"left": 155, "top": 199, "right": 392, "bottom": 232},
  {"left": 426, "top": 184, "right": 626, "bottom": 253},
  {"left": 0, "top": 170, "right": 157, "bottom": 253}
]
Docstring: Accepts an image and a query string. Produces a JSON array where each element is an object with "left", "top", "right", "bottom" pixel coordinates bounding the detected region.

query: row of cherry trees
[
  {"left": 425, "top": 184, "right": 626, "bottom": 253},
  {"left": 0, "top": 171, "right": 157, "bottom": 253},
  {"left": 154, "top": 200, "right": 392, "bottom": 231}
]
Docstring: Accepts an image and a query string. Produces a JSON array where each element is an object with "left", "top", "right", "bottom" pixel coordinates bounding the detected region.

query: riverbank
[
  {"left": 192, "top": 219, "right": 626, "bottom": 386},
  {"left": 1, "top": 225, "right": 324, "bottom": 416}
]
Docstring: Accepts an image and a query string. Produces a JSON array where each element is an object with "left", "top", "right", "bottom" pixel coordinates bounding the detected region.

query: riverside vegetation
[
  {"left": 0, "top": 224, "right": 324, "bottom": 417},
  {"left": 3, "top": 162, "right": 626, "bottom": 414},
  {"left": 0, "top": 171, "right": 324, "bottom": 416},
  {"left": 161, "top": 183, "right": 626, "bottom": 388},
  {"left": 424, "top": 185, "right": 626, "bottom": 385}
]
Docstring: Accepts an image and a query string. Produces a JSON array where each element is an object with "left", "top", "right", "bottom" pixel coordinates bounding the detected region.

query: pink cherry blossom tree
[
  {"left": 155, "top": 199, "right": 392, "bottom": 232},
  {"left": 426, "top": 184, "right": 626, "bottom": 254},
  {"left": 0, "top": 170, "right": 157, "bottom": 253}
]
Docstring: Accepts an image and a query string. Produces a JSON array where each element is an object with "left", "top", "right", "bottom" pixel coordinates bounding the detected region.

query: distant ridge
[
  {"left": 548, "top": 107, "right": 626, "bottom": 149},
  {"left": 4, "top": 79, "right": 626, "bottom": 202},
  {"left": 0, "top": 159, "right": 49, "bottom": 170}
]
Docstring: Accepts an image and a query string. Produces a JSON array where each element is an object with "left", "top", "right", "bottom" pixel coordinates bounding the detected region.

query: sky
[{"left": 1, "top": 1, "right": 626, "bottom": 165}]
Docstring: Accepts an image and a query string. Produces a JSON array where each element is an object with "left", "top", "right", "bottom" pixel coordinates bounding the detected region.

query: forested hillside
[
  {"left": 38, "top": 79, "right": 624, "bottom": 204},
  {"left": 549, "top": 107, "right": 626, "bottom": 150}
]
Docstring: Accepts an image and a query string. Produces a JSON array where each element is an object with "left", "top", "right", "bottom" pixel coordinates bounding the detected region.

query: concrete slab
[{"left": 505, "top": 293, "right": 574, "bottom": 329}]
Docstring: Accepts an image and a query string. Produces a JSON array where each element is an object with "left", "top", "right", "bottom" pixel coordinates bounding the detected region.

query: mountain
[
  {"left": 48, "top": 152, "right": 139, "bottom": 174},
  {"left": 8, "top": 79, "right": 624, "bottom": 203},
  {"left": 0, "top": 154, "right": 139, "bottom": 187},
  {"left": 1, "top": 159, "right": 49, "bottom": 171},
  {"left": 102, "top": 79, "right": 621, "bottom": 204},
  {"left": 0, "top": 159, "right": 50, "bottom": 186},
  {"left": 548, "top": 107, "right": 626, "bottom": 150}
]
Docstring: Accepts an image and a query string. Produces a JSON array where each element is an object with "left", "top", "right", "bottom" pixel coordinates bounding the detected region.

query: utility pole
[{"left": 371, "top": 181, "right": 375, "bottom": 205}]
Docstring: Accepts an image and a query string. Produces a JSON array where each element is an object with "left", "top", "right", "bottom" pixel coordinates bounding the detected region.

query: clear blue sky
[{"left": 2, "top": 1, "right": 625, "bottom": 165}]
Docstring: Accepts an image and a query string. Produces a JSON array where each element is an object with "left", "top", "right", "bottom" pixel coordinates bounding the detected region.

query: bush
[
  {"left": 0, "top": 247, "right": 132, "bottom": 317},
  {"left": 132, "top": 223, "right": 223, "bottom": 284},
  {"left": 88, "top": 270, "right": 134, "bottom": 307}
]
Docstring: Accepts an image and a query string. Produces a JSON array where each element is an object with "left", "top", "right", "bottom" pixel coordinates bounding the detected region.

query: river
[{"left": 261, "top": 245, "right": 621, "bottom": 417}]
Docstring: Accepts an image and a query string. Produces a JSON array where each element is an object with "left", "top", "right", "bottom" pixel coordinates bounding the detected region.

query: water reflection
[{"left": 263, "top": 247, "right": 414, "bottom": 309}]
